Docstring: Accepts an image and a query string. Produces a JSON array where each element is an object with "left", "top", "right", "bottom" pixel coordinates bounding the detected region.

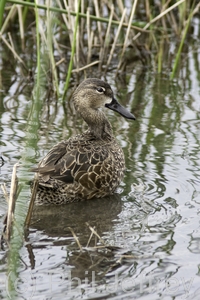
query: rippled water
[{"left": 1, "top": 42, "right": 200, "bottom": 300}]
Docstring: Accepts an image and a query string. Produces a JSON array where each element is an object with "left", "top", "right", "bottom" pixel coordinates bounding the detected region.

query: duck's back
[{"left": 34, "top": 132, "right": 125, "bottom": 204}]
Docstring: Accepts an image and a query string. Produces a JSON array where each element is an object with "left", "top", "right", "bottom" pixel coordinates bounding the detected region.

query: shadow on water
[
  {"left": 24, "top": 189, "right": 182, "bottom": 298},
  {"left": 31, "top": 196, "right": 122, "bottom": 239},
  {"left": 28, "top": 196, "right": 122, "bottom": 278}
]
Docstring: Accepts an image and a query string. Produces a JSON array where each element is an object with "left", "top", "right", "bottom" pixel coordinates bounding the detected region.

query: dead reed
[
  {"left": 1, "top": 163, "right": 19, "bottom": 246},
  {"left": 1, "top": 0, "right": 199, "bottom": 91}
]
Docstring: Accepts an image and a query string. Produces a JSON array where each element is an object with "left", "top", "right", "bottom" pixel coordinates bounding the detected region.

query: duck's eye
[{"left": 96, "top": 87, "right": 105, "bottom": 94}]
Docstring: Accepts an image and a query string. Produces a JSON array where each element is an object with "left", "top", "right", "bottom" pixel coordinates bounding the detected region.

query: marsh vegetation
[{"left": 0, "top": 1, "right": 200, "bottom": 299}]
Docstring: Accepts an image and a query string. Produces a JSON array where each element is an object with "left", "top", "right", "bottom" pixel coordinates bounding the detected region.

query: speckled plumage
[{"left": 33, "top": 78, "right": 135, "bottom": 204}]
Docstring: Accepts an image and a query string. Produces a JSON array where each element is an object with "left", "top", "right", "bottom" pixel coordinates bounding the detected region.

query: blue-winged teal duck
[{"left": 33, "top": 78, "right": 135, "bottom": 204}]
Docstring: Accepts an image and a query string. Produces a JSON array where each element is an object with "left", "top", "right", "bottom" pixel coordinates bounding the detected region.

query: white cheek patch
[{"left": 104, "top": 96, "right": 112, "bottom": 105}]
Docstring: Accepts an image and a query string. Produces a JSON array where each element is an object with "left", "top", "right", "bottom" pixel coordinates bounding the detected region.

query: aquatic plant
[{"left": 0, "top": 0, "right": 198, "bottom": 87}]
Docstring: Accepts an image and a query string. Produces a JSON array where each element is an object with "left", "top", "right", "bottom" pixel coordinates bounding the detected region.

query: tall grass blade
[
  {"left": 133, "top": 0, "right": 186, "bottom": 41},
  {"left": 104, "top": 8, "right": 127, "bottom": 74},
  {"left": 7, "top": 0, "right": 143, "bottom": 31},
  {"left": 1, "top": 35, "right": 27, "bottom": 68},
  {"left": 170, "top": 7, "right": 193, "bottom": 80},
  {"left": 157, "top": 37, "right": 164, "bottom": 73},
  {"left": 6, "top": 1, "right": 46, "bottom": 297},
  {"left": 62, "top": 0, "right": 81, "bottom": 102},
  {"left": 0, "top": 0, "right": 6, "bottom": 29},
  {"left": 117, "top": 0, "right": 138, "bottom": 71},
  {"left": 17, "top": 4, "right": 25, "bottom": 49},
  {"left": 46, "top": 0, "right": 59, "bottom": 95},
  {"left": 0, "top": 4, "right": 17, "bottom": 35}
]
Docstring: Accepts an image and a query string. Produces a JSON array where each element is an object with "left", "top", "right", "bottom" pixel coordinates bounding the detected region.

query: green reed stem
[
  {"left": 46, "top": 0, "right": 59, "bottom": 95},
  {"left": 170, "top": 7, "right": 193, "bottom": 80},
  {"left": 35, "top": 1, "right": 41, "bottom": 91},
  {"left": 6, "top": 0, "right": 143, "bottom": 30},
  {"left": 0, "top": 0, "right": 7, "bottom": 29},
  {"left": 6, "top": 2, "right": 44, "bottom": 298},
  {"left": 157, "top": 37, "right": 164, "bottom": 73},
  {"left": 62, "top": 0, "right": 81, "bottom": 102},
  {"left": 22, "top": 0, "right": 31, "bottom": 25}
]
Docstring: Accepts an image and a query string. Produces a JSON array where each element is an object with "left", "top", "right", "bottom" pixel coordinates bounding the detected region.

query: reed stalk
[
  {"left": 46, "top": 0, "right": 59, "bottom": 95},
  {"left": 98, "top": 4, "right": 114, "bottom": 70},
  {"left": 0, "top": 4, "right": 17, "bottom": 34},
  {"left": 1, "top": 164, "right": 19, "bottom": 248},
  {"left": 86, "top": 7, "right": 92, "bottom": 64},
  {"left": 35, "top": 0, "right": 41, "bottom": 92},
  {"left": 16, "top": 4, "right": 25, "bottom": 49},
  {"left": 0, "top": 35, "right": 27, "bottom": 68},
  {"left": 6, "top": 93, "right": 43, "bottom": 298},
  {"left": 0, "top": 0, "right": 7, "bottom": 29},
  {"left": 94, "top": 0, "right": 103, "bottom": 47},
  {"left": 6, "top": 0, "right": 144, "bottom": 31},
  {"left": 22, "top": 0, "right": 31, "bottom": 24},
  {"left": 25, "top": 174, "right": 38, "bottom": 228},
  {"left": 170, "top": 5, "right": 193, "bottom": 80},
  {"left": 62, "top": 0, "right": 81, "bottom": 102},
  {"left": 133, "top": 0, "right": 186, "bottom": 41},
  {"left": 117, "top": 0, "right": 138, "bottom": 71},
  {"left": 157, "top": 38, "right": 164, "bottom": 74},
  {"left": 104, "top": 7, "right": 127, "bottom": 74},
  {"left": 5, "top": 1, "right": 46, "bottom": 297}
]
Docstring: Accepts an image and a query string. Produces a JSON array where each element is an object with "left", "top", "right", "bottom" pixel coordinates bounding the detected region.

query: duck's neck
[{"left": 81, "top": 109, "right": 113, "bottom": 140}]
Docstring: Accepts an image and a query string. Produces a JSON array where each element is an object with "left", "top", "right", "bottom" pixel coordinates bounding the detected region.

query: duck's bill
[{"left": 105, "top": 98, "right": 135, "bottom": 120}]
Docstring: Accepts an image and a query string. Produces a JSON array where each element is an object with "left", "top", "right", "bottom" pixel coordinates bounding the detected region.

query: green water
[{"left": 0, "top": 24, "right": 200, "bottom": 300}]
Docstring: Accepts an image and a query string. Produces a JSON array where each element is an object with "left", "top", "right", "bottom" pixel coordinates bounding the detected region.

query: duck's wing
[
  {"left": 32, "top": 140, "right": 109, "bottom": 185},
  {"left": 32, "top": 141, "right": 74, "bottom": 183}
]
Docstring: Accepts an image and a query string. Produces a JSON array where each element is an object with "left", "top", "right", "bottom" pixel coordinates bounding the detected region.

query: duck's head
[{"left": 73, "top": 78, "right": 135, "bottom": 120}]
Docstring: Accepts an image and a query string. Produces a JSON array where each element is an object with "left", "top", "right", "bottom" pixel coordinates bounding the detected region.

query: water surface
[{"left": 0, "top": 30, "right": 200, "bottom": 300}]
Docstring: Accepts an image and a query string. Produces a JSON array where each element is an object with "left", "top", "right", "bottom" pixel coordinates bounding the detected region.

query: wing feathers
[{"left": 33, "top": 138, "right": 109, "bottom": 187}]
